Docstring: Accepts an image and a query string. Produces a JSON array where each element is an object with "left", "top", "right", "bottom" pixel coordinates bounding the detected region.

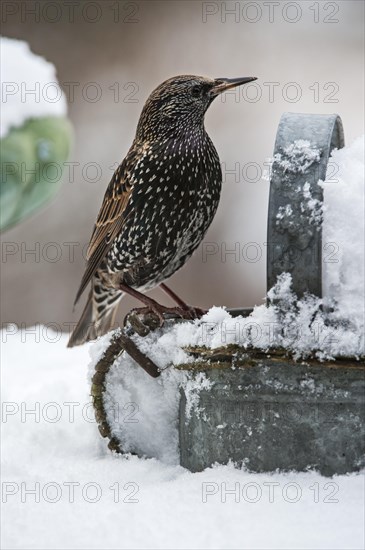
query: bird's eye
[{"left": 191, "top": 85, "right": 201, "bottom": 98}]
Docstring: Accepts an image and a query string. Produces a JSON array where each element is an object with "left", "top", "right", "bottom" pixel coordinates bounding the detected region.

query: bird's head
[{"left": 135, "top": 74, "right": 257, "bottom": 141}]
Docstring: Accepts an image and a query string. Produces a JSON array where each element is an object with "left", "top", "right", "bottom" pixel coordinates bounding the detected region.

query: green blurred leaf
[{"left": 0, "top": 116, "right": 73, "bottom": 232}]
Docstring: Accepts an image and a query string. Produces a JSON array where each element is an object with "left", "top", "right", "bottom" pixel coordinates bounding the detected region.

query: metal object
[
  {"left": 177, "top": 112, "right": 364, "bottom": 475},
  {"left": 91, "top": 327, "right": 160, "bottom": 453},
  {"left": 267, "top": 113, "right": 344, "bottom": 297},
  {"left": 179, "top": 350, "right": 365, "bottom": 476}
]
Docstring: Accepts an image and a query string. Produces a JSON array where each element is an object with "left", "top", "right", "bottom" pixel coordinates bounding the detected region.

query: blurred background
[{"left": 1, "top": 0, "right": 364, "bottom": 331}]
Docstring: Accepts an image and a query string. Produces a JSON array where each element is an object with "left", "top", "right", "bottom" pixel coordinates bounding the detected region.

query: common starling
[{"left": 68, "top": 74, "right": 257, "bottom": 347}]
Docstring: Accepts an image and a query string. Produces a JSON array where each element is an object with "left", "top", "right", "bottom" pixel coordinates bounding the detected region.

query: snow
[
  {"left": 301, "top": 180, "right": 323, "bottom": 226},
  {"left": 112, "top": 266, "right": 362, "bottom": 364},
  {"left": 321, "top": 135, "right": 365, "bottom": 338},
  {"left": 1, "top": 328, "right": 364, "bottom": 550},
  {"left": 102, "top": 324, "right": 217, "bottom": 462},
  {"left": 104, "top": 344, "right": 185, "bottom": 464},
  {"left": 272, "top": 139, "right": 321, "bottom": 174},
  {"left": 0, "top": 36, "right": 67, "bottom": 138}
]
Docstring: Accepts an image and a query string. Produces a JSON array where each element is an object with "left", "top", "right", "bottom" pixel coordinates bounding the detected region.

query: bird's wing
[{"left": 74, "top": 147, "right": 139, "bottom": 305}]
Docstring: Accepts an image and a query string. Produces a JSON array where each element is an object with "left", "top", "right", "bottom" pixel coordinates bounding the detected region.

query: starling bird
[{"left": 68, "top": 74, "right": 257, "bottom": 347}]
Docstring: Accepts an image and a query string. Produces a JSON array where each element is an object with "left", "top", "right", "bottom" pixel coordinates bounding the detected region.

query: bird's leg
[
  {"left": 159, "top": 283, "right": 207, "bottom": 318},
  {"left": 159, "top": 283, "right": 189, "bottom": 308},
  {"left": 120, "top": 282, "right": 206, "bottom": 326},
  {"left": 120, "top": 282, "right": 192, "bottom": 325},
  {"left": 119, "top": 282, "right": 166, "bottom": 323}
]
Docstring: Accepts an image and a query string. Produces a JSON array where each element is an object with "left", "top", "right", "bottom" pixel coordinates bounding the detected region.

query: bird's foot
[
  {"left": 158, "top": 283, "right": 207, "bottom": 319},
  {"left": 131, "top": 304, "right": 205, "bottom": 324},
  {"left": 125, "top": 303, "right": 207, "bottom": 336},
  {"left": 178, "top": 304, "right": 208, "bottom": 319}
]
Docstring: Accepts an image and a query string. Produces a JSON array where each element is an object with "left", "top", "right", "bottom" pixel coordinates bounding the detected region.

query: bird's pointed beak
[{"left": 210, "top": 76, "right": 258, "bottom": 97}]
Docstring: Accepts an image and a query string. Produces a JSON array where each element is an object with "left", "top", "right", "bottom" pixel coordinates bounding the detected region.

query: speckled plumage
[{"left": 68, "top": 74, "right": 256, "bottom": 347}]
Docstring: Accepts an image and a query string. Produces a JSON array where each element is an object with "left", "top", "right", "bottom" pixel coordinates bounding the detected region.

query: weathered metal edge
[{"left": 175, "top": 345, "right": 365, "bottom": 371}]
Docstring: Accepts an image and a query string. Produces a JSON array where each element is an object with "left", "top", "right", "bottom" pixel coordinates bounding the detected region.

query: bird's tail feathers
[{"left": 67, "top": 279, "right": 123, "bottom": 347}]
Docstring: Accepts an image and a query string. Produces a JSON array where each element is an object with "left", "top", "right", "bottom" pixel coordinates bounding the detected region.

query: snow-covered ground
[{"left": 1, "top": 329, "right": 364, "bottom": 550}]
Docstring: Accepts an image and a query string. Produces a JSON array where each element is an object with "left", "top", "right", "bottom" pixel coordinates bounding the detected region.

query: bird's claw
[
  {"left": 125, "top": 304, "right": 207, "bottom": 335},
  {"left": 180, "top": 305, "right": 208, "bottom": 319}
]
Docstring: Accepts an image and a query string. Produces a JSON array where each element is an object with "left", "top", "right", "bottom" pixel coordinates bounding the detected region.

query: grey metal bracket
[{"left": 267, "top": 113, "right": 344, "bottom": 298}]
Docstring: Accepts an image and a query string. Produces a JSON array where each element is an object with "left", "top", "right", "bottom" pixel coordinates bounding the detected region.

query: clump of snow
[
  {"left": 276, "top": 184, "right": 323, "bottom": 236},
  {"left": 321, "top": 134, "right": 365, "bottom": 338},
  {"left": 273, "top": 140, "right": 324, "bottom": 231},
  {"left": 183, "top": 372, "right": 213, "bottom": 420},
  {"left": 301, "top": 181, "right": 323, "bottom": 226},
  {"left": 263, "top": 140, "right": 320, "bottom": 182},
  {"left": 121, "top": 272, "right": 360, "bottom": 363},
  {"left": 276, "top": 204, "right": 295, "bottom": 233},
  {"left": 276, "top": 187, "right": 323, "bottom": 232},
  {"left": 0, "top": 36, "right": 67, "bottom": 138},
  {"left": 102, "top": 325, "right": 215, "bottom": 463},
  {"left": 273, "top": 139, "right": 321, "bottom": 174},
  {"left": 271, "top": 140, "right": 324, "bottom": 232},
  {"left": 103, "top": 346, "right": 185, "bottom": 464},
  {"left": 276, "top": 204, "right": 293, "bottom": 220}
]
